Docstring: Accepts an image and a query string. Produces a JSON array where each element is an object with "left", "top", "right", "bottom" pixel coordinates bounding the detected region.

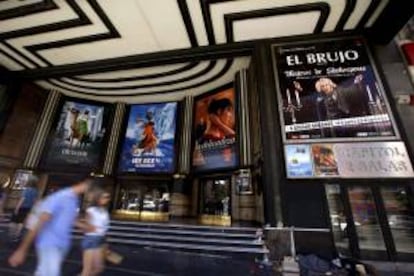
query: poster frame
[
  {"left": 190, "top": 83, "right": 240, "bottom": 174},
  {"left": 39, "top": 95, "right": 115, "bottom": 173},
  {"left": 271, "top": 36, "right": 401, "bottom": 144},
  {"left": 116, "top": 101, "right": 181, "bottom": 175},
  {"left": 284, "top": 144, "right": 314, "bottom": 179}
]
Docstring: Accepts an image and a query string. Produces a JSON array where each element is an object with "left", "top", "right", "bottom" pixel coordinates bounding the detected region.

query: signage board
[
  {"left": 285, "top": 142, "right": 414, "bottom": 178},
  {"left": 272, "top": 38, "right": 399, "bottom": 143}
]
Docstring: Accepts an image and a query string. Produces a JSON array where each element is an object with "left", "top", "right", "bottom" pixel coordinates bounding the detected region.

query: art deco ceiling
[{"left": 0, "top": 0, "right": 404, "bottom": 102}]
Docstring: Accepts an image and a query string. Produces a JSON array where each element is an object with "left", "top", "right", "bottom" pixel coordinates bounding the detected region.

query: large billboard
[
  {"left": 41, "top": 100, "right": 111, "bottom": 170},
  {"left": 192, "top": 87, "right": 238, "bottom": 172},
  {"left": 272, "top": 37, "right": 399, "bottom": 143},
  {"left": 118, "top": 102, "right": 178, "bottom": 173}
]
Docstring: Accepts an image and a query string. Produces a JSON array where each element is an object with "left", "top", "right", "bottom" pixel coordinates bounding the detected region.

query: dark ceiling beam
[
  {"left": 46, "top": 59, "right": 234, "bottom": 97},
  {"left": 224, "top": 2, "right": 330, "bottom": 42},
  {"left": 15, "top": 41, "right": 255, "bottom": 80},
  {"left": 0, "top": 0, "right": 58, "bottom": 20},
  {"left": 367, "top": 1, "right": 414, "bottom": 44},
  {"left": 0, "top": 65, "right": 16, "bottom": 83}
]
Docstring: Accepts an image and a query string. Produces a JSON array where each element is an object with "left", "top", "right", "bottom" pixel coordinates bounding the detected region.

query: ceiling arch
[{"left": 0, "top": 0, "right": 407, "bottom": 102}]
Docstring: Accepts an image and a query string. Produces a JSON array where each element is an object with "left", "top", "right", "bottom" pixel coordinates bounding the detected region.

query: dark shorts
[
  {"left": 11, "top": 208, "right": 31, "bottom": 223},
  {"left": 81, "top": 235, "right": 105, "bottom": 250}
]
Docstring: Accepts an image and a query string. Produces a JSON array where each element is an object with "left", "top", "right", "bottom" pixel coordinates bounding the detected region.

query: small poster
[
  {"left": 236, "top": 169, "right": 253, "bottom": 195},
  {"left": 311, "top": 144, "right": 339, "bottom": 177},
  {"left": 285, "top": 145, "right": 313, "bottom": 177},
  {"left": 12, "top": 170, "right": 37, "bottom": 190},
  {"left": 119, "top": 102, "right": 178, "bottom": 173}
]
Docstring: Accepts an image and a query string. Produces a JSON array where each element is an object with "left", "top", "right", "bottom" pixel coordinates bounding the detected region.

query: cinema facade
[{"left": 0, "top": 1, "right": 413, "bottom": 263}]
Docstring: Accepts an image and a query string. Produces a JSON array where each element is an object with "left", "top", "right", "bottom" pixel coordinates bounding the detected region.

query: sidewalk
[{"left": 0, "top": 238, "right": 273, "bottom": 276}]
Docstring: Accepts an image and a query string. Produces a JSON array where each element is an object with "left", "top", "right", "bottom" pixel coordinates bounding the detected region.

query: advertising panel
[
  {"left": 284, "top": 142, "right": 414, "bottom": 178},
  {"left": 192, "top": 87, "right": 238, "bottom": 172},
  {"left": 41, "top": 100, "right": 110, "bottom": 170},
  {"left": 11, "top": 170, "right": 37, "bottom": 190},
  {"left": 272, "top": 38, "right": 398, "bottom": 142},
  {"left": 312, "top": 144, "right": 339, "bottom": 177},
  {"left": 285, "top": 144, "right": 313, "bottom": 177},
  {"left": 334, "top": 142, "right": 414, "bottom": 178},
  {"left": 119, "top": 102, "right": 178, "bottom": 173}
]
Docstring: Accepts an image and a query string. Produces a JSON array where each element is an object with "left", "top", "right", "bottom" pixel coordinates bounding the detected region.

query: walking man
[{"left": 8, "top": 175, "right": 100, "bottom": 276}]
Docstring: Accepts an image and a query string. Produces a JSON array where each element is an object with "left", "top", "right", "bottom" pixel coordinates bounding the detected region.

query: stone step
[
  {"left": 107, "top": 224, "right": 256, "bottom": 239},
  {"left": 73, "top": 235, "right": 269, "bottom": 256},
  {"left": 73, "top": 229, "right": 263, "bottom": 247},
  {"left": 110, "top": 219, "right": 258, "bottom": 234}
]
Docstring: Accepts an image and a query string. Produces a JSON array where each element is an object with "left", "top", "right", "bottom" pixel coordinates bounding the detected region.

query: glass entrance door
[
  {"left": 199, "top": 177, "right": 231, "bottom": 226},
  {"left": 114, "top": 180, "right": 170, "bottom": 222}
]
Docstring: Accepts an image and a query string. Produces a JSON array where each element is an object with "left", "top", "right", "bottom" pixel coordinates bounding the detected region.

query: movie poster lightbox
[
  {"left": 41, "top": 98, "right": 112, "bottom": 171},
  {"left": 192, "top": 86, "right": 238, "bottom": 172},
  {"left": 118, "top": 102, "right": 178, "bottom": 174}
]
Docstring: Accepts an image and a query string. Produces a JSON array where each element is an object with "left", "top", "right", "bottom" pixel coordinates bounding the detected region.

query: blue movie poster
[
  {"left": 41, "top": 100, "right": 108, "bottom": 169},
  {"left": 285, "top": 144, "right": 313, "bottom": 177},
  {"left": 119, "top": 102, "right": 178, "bottom": 173}
]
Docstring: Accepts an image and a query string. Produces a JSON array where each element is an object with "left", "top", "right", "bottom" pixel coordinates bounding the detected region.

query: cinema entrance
[
  {"left": 197, "top": 176, "right": 232, "bottom": 226},
  {"left": 112, "top": 178, "right": 171, "bottom": 222}
]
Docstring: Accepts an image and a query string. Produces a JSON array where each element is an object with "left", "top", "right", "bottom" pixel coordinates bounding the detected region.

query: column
[
  {"left": 23, "top": 90, "right": 61, "bottom": 169},
  {"left": 253, "top": 43, "right": 284, "bottom": 226},
  {"left": 102, "top": 102, "right": 126, "bottom": 175}
]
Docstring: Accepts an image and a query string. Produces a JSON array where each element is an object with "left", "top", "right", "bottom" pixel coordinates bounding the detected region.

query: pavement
[
  {"left": 1, "top": 225, "right": 414, "bottom": 276},
  {"left": 0, "top": 229, "right": 274, "bottom": 276}
]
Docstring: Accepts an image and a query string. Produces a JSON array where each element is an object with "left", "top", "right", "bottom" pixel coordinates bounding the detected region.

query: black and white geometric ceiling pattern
[{"left": 0, "top": 0, "right": 391, "bottom": 102}]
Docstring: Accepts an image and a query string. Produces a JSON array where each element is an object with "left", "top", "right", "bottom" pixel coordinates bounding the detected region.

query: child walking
[{"left": 80, "top": 190, "right": 111, "bottom": 276}]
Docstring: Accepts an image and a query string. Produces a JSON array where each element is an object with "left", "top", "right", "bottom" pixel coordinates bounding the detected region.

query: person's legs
[
  {"left": 81, "top": 250, "right": 94, "bottom": 276},
  {"left": 91, "top": 247, "right": 105, "bottom": 275},
  {"left": 81, "top": 235, "right": 104, "bottom": 276},
  {"left": 35, "top": 246, "right": 67, "bottom": 276},
  {"left": 10, "top": 208, "right": 29, "bottom": 239}
]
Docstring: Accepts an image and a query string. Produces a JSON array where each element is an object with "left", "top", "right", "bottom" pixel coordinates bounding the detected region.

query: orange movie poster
[
  {"left": 311, "top": 144, "right": 339, "bottom": 176},
  {"left": 192, "top": 87, "right": 237, "bottom": 172}
]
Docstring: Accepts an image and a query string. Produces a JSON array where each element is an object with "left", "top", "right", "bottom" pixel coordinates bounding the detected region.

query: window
[{"left": 381, "top": 186, "right": 414, "bottom": 254}]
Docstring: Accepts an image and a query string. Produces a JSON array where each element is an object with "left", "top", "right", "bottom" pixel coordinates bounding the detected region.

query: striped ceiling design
[{"left": 0, "top": 0, "right": 397, "bottom": 102}]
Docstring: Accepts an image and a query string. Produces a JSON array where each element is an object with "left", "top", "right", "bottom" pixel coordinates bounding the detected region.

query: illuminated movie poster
[
  {"left": 41, "top": 100, "right": 110, "bottom": 170},
  {"left": 192, "top": 87, "right": 238, "bottom": 172},
  {"left": 119, "top": 102, "right": 178, "bottom": 173},
  {"left": 272, "top": 38, "right": 399, "bottom": 142},
  {"left": 311, "top": 144, "right": 339, "bottom": 177},
  {"left": 285, "top": 145, "right": 313, "bottom": 177}
]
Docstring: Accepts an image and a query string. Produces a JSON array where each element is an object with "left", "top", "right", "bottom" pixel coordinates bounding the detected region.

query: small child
[{"left": 79, "top": 190, "right": 111, "bottom": 276}]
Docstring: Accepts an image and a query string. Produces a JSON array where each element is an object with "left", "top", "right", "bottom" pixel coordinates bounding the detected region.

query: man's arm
[{"left": 8, "top": 212, "right": 51, "bottom": 267}]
